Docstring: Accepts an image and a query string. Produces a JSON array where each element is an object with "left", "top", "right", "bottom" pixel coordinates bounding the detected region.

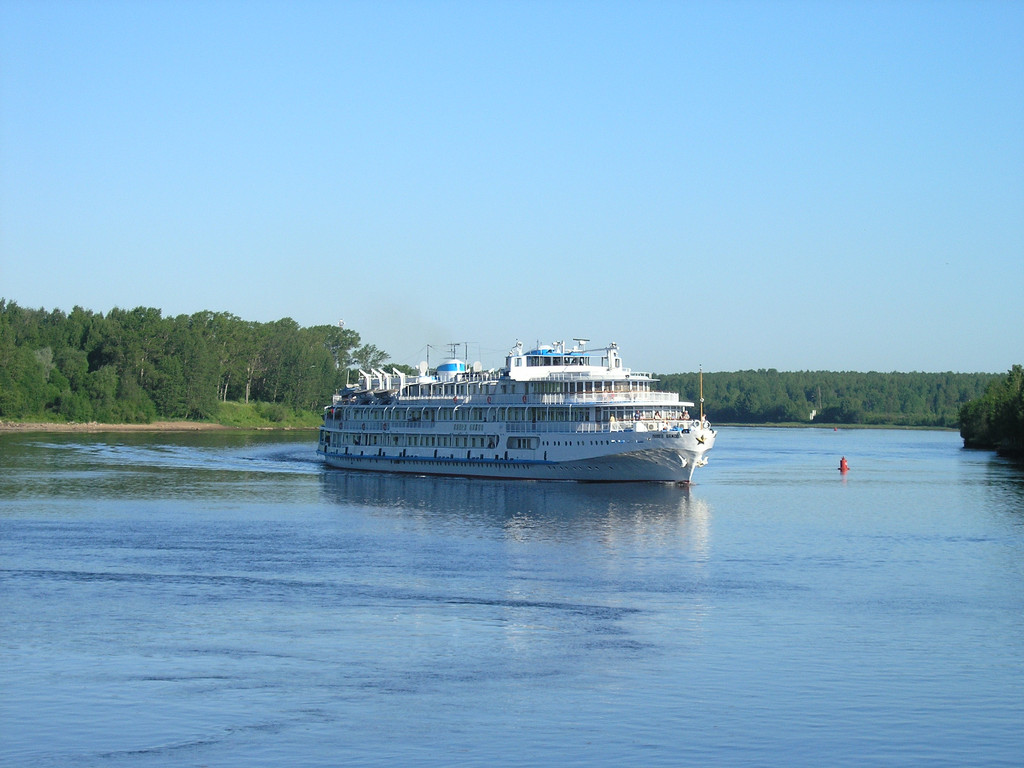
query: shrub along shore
[{"left": 0, "top": 420, "right": 240, "bottom": 432}]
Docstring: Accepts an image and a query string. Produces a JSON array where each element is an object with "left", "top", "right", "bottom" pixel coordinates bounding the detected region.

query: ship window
[{"left": 507, "top": 436, "right": 539, "bottom": 450}]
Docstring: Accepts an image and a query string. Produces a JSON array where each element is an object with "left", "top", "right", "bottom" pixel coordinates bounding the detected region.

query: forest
[
  {"left": 0, "top": 300, "right": 387, "bottom": 424},
  {"left": 0, "top": 300, "right": 1007, "bottom": 430},
  {"left": 958, "top": 365, "right": 1024, "bottom": 454},
  {"left": 657, "top": 369, "right": 999, "bottom": 429}
]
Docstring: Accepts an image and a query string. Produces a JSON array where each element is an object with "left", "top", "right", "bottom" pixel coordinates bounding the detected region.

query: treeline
[
  {"left": 657, "top": 369, "right": 999, "bottom": 428},
  {"left": 1, "top": 299, "right": 1009, "bottom": 430},
  {"left": 959, "top": 365, "right": 1024, "bottom": 453},
  {"left": 0, "top": 300, "right": 393, "bottom": 423}
]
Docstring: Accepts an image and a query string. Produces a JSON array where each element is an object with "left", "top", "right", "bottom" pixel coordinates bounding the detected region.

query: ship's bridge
[{"left": 505, "top": 339, "right": 641, "bottom": 382}]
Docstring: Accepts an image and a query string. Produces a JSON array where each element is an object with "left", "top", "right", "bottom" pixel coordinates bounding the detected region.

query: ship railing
[
  {"left": 324, "top": 416, "right": 705, "bottom": 435},
  {"left": 503, "top": 422, "right": 605, "bottom": 434},
  {"left": 323, "top": 417, "right": 434, "bottom": 431},
  {"left": 394, "top": 391, "right": 682, "bottom": 406},
  {"left": 531, "top": 370, "right": 656, "bottom": 381},
  {"left": 504, "top": 421, "right": 696, "bottom": 435},
  {"left": 536, "top": 391, "right": 680, "bottom": 405}
]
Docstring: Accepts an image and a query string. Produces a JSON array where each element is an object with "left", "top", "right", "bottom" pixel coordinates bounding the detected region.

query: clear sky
[{"left": 1, "top": 0, "right": 1021, "bottom": 373}]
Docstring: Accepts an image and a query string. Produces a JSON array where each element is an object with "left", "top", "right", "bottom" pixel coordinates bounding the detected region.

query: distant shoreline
[
  {"left": 0, "top": 421, "right": 313, "bottom": 433},
  {"left": 2, "top": 420, "right": 952, "bottom": 434},
  {"left": 713, "top": 422, "right": 957, "bottom": 431}
]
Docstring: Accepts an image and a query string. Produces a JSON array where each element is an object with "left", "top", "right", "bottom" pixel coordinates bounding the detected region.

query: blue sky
[{"left": 2, "top": 0, "right": 1021, "bottom": 373}]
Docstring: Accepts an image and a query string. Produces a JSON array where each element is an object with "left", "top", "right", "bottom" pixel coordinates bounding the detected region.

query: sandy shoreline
[{"left": 0, "top": 421, "right": 284, "bottom": 433}]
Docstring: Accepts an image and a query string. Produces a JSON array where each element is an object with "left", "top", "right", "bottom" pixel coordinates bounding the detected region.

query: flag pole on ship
[{"left": 699, "top": 365, "right": 704, "bottom": 422}]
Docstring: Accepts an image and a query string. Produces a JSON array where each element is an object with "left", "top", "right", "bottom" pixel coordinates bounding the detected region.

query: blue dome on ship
[
  {"left": 437, "top": 360, "right": 466, "bottom": 373},
  {"left": 436, "top": 359, "right": 466, "bottom": 382}
]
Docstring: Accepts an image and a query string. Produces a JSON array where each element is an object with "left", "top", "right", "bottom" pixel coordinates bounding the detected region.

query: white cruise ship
[{"left": 317, "top": 339, "right": 716, "bottom": 483}]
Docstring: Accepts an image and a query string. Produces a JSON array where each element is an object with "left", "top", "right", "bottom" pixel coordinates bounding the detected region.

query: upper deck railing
[
  {"left": 321, "top": 415, "right": 704, "bottom": 435},
  {"left": 389, "top": 391, "right": 683, "bottom": 406}
]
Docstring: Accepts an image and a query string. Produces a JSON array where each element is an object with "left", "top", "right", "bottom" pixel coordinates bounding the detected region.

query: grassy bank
[
  {"left": 0, "top": 400, "right": 321, "bottom": 432},
  {"left": 213, "top": 401, "right": 322, "bottom": 429}
]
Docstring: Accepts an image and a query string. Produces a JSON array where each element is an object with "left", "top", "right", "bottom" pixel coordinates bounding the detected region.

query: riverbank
[
  {"left": 3, "top": 420, "right": 953, "bottom": 434},
  {"left": 0, "top": 421, "right": 314, "bottom": 433}
]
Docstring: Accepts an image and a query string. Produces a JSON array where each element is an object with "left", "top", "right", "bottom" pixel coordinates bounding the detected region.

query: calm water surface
[{"left": 2, "top": 428, "right": 1022, "bottom": 767}]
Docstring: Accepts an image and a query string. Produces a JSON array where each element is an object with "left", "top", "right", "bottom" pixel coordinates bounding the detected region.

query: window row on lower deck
[
  {"left": 326, "top": 405, "right": 691, "bottom": 424},
  {"left": 322, "top": 431, "right": 503, "bottom": 450},
  {"left": 320, "top": 430, "right": 646, "bottom": 452}
]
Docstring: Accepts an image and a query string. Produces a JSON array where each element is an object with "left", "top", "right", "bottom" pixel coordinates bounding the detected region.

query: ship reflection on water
[{"left": 319, "top": 469, "right": 712, "bottom": 556}]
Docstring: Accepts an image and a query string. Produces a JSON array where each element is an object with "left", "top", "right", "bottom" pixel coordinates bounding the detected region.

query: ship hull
[{"left": 318, "top": 428, "right": 715, "bottom": 484}]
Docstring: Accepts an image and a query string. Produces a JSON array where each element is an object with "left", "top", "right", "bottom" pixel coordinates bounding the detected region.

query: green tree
[
  {"left": 961, "top": 365, "right": 1024, "bottom": 453},
  {"left": 352, "top": 343, "right": 389, "bottom": 371}
]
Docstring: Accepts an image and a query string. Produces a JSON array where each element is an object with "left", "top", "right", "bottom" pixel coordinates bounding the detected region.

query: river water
[{"left": 1, "top": 427, "right": 1022, "bottom": 767}]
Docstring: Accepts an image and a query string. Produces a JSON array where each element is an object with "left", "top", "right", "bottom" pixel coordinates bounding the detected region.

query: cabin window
[{"left": 507, "top": 436, "right": 539, "bottom": 450}]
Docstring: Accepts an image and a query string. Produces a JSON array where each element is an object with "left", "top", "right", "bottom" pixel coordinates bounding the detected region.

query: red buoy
[{"left": 839, "top": 456, "right": 849, "bottom": 473}]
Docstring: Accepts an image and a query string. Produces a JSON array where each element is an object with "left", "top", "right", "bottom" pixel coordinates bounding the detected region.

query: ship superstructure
[{"left": 317, "top": 339, "right": 715, "bottom": 483}]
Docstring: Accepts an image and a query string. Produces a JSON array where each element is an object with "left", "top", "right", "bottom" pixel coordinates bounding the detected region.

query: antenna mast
[{"left": 699, "top": 366, "right": 704, "bottom": 422}]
